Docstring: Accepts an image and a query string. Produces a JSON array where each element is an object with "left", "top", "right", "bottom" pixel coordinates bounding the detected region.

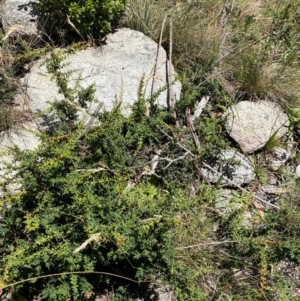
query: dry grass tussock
[
  {"left": 121, "top": 0, "right": 224, "bottom": 66},
  {"left": 122, "top": 0, "right": 300, "bottom": 104},
  {"left": 0, "top": 25, "right": 41, "bottom": 132}
]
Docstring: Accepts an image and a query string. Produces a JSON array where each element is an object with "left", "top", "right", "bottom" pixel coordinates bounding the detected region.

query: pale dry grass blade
[
  {"left": 2, "top": 25, "right": 25, "bottom": 41},
  {"left": 151, "top": 15, "right": 168, "bottom": 97},
  {"left": 73, "top": 233, "right": 106, "bottom": 254}
]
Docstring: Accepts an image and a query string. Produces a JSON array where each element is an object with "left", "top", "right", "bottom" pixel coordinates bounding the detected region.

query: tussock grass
[{"left": 122, "top": 0, "right": 300, "bottom": 105}]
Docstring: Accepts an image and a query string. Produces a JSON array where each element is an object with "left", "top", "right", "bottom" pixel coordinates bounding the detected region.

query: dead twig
[
  {"left": 191, "top": 95, "right": 210, "bottom": 122},
  {"left": 186, "top": 107, "right": 201, "bottom": 150},
  {"left": 157, "top": 126, "right": 280, "bottom": 209},
  {"left": 161, "top": 151, "right": 190, "bottom": 169},
  {"left": 168, "top": 17, "right": 178, "bottom": 126},
  {"left": 151, "top": 15, "right": 168, "bottom": 97},
  {"left": 66, "top": 14, "right": 86, "bottom": 42},
  {"left": 78, "top": 102, "right": 103, "bottom": 139}
]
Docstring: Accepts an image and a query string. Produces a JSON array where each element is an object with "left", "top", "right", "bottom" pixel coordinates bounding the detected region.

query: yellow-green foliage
[
  {"left": 0, "top": 50, "right": 204, "bottom": 300},
  {"left": 36, "top": 0, "right": 128, "bottom": 37}
]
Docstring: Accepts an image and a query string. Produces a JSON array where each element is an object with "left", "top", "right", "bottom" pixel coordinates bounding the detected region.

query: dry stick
[
  {"left": 191, "top": 95, "right": 210, "bottom": 122},
  {"left": 186, "top": 107, "right": 201, "bottom": 149},
  {"left": 157, "top": 126, "right": 280, "bottom": 209},
  {"left": 161, "top": 151, "right": 190, "bottom": 169},
  {"left": 168, "top": 17, "right": 178, "bottom": 126},
  {"left": 78, "top": 102, "right": 103, "bottom": 139},
  {"left": 151, "top": 15, "right": 168, "bottom": 97},
  {"left": 66, "top": 14, "right": 86, "bottom": 42}
]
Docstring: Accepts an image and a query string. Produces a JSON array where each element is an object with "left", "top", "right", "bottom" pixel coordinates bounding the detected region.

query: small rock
[
  {"left": 200, "top": 149, "right": 255, "bottom": 187},
  {"left": 267, "top": 147, "right": 292, "bottom": 170},
  {"left": 261, "top": 185, "right": 287, "bottom": 195},
  {"left": 223, "top": 100, "right": 290, "bottom": 153},
  {"left": 137, "top": 283, "right": 175, "bottom": 301},
  {"left": 215, "top": 189, "right": 243, "bottom": 214}
]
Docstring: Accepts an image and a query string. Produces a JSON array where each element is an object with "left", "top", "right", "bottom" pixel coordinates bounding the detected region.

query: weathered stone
[
  {"left": 215, "top": 189, "right": 243, "bottom": 214},
  {"left": 17, "top": 28, "right": 181, "bottom": 124},
  {"left": 0, "top": 0, "right": 40, "bottom": 43},
  {"left": 0, "top": 123, "right": 40, "bottom": 197},
  {"left": 261, "top": 185, "right": 287, "bottom": 195},
  {"left": 136, "top": 284, "right": 175, "bottom": 301},
  {"left": 215, "top": 189, "right": 254, "bottom": 227},
  {"left": 267, "top": 147, "right": 292, "bottom": 171},
  {"left": 200, "top": 149, "right": 255, "bottom": 187},
  {"left": 223, "top": 100, "right": 290, "bottom": 153}
]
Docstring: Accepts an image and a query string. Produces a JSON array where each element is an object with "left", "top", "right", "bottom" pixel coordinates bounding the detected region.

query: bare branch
[
  {"left": 186, "top": 107, "right": 201, "bottom": 150},
  {"left": 141, "top": 149, "right": 162, "bottom": 176},
  {"left": 78, "top": 102, "right": 103, "bottom": 139},
  {"left": 168, "top": 17, "right": 178, "bottom": 126},
  {"left": 191, "top": 95, "right": 210, "bottom": 122},
  {"left": 161, "top": 151, "right": 190, "bottom": 169},
  {"left": 157, "top": 126, "right": 280, "bottom": 209},
  {"left": 151, "top": 15, "right": 168, "bottom": 97}
]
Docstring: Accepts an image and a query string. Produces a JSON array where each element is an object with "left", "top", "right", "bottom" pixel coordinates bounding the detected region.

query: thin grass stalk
[
  {"left": 168, "top": 17, "right": 178, "bottom": 126},
  {"left": 151, "top": 15, "right": 167, "bottom": 97}
]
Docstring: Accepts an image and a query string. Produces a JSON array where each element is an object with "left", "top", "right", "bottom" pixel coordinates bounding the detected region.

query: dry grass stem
[
  {"left": 176, "top": 240, "right": 237, "bottom": 250},
  {"left": 191, "top": 95, "right": 210, "bottom": 122},
  {"left": 151, "top": 15, "right": 167, "bottom": 97},
  {"left": 73, "top": 233, "right": 106, "bottom": 254}
]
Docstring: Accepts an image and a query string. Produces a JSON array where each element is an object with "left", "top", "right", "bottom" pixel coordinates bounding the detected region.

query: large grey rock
[
  {"left": 200, "top": 149, "right": 255, "bottom": 187},
  {"left": 223, "top": 100, "right": 290, "bottom": 153},
  {"left": 17, "top": 28, "right": 181, "bottom": 122},
  {"left": 0, "top": 0, "right": 40, "bottom": 42}
]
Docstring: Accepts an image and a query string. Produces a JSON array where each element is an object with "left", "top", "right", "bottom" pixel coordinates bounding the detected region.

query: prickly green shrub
[
  {"left": 36, "top": 0, "right": 127, "bottom": 37},
  {"left": 0, "top": 49, "right": 203, "bottom": 301}
]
